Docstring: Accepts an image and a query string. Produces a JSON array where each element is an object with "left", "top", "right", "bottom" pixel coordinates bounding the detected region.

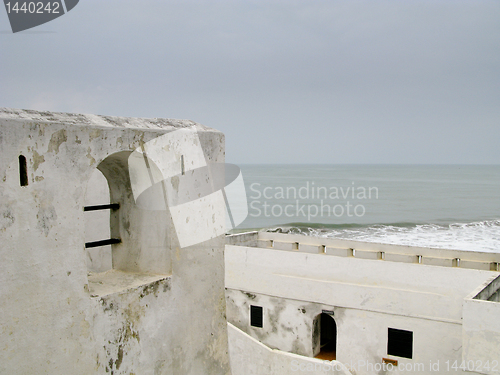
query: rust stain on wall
[{"left": 48, "top": 129, "right": 68, "bottom": 154}]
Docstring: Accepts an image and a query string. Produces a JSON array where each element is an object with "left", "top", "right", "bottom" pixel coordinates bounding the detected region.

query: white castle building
[
  {"left": 1, "top": 108, "right": 499, "bottom": 375},
  {"left": 225, "top": 231, "right": 500, "bottom": 375}
]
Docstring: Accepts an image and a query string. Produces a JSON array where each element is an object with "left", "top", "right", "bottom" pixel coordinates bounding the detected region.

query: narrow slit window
[
  {"left": 19, "top": 155, "right": 28, "bottom": 186},
  {"left": 250, "top": 305, "right": 263, "bottom": 328},
  {"left": 387, "top": 328, "right": 413, "bottom": 359}
]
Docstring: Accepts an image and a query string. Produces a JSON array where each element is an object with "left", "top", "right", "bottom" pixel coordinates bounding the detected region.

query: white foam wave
[{"left": 302, "top": 220, "right": 500, "bottom": 253}]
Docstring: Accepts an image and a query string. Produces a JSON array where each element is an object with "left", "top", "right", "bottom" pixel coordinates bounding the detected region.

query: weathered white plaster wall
[
  {"left": 337, "top": 308, "right": 464, "bottom": 375},
  {"left": 226, "top": 289, "right": 335, "bottom": 357},
  {"left": 228, "top": 323, "right": 352, "bottom": 375},
  {"left": 0, "top": 108, "right": 230, "bottom": 375},
  {"left": 462, "top": 299, "right": 500, "bottom": 375}
]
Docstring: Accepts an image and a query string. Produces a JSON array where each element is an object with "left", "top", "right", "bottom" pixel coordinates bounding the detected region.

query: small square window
[
  {"left": 387, "top": 328, "right": 413, "bottom": 359},
  {"left": 250, "top": 305, "right": 263, "bottom": 328}
]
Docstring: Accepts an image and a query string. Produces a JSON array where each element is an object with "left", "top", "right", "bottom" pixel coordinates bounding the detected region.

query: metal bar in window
[
  {"left": 84, "top": 203, "right": 120, "bottom": 212},
  {"left": 85, "top": 238, "right": 121, "bottom": 248}
]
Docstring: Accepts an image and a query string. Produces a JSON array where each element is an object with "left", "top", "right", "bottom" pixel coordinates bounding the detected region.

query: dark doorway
[{"left": 314, "top": 313, "right": 337, "bottom": 360}]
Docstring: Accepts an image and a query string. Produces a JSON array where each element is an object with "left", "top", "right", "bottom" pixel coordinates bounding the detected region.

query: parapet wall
[
  {"left": 228, "top": 323, "right": 352, "bottom": 375},
  {"left": 228, "top": 231, "right": 500, "bottom": 271}
]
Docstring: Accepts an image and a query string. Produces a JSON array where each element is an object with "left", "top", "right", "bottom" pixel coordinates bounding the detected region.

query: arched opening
[
  {"left": 313, "top": 313, "right": 337, "bottom": 360},
  {"left": 84, "top": 151, "right": 171, "bottom": 276}
]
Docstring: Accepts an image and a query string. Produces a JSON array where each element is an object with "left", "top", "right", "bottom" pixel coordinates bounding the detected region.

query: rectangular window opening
[
  {"left": 387, "top": 328, "right": 413, "bottom": 359},
  {"left": 250, "top": 305, "right": 263, "bottom": 328}
]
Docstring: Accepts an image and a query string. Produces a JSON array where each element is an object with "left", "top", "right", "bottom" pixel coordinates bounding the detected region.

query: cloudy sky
[{"left": 1, "top": 0, "right": 499, "bottom": 164}]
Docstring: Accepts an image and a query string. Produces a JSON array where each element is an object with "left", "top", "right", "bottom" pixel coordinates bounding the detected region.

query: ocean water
[{"left": 235, "top": 165, "right": 500, "bottom": 253}]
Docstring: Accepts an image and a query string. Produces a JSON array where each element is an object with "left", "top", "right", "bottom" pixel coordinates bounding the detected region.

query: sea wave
[{"left": 266, "top": 220, "right": 500, "bottom": 253}]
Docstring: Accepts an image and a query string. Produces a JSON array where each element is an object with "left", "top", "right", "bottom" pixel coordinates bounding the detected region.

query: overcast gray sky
[{"left": 1, "top": 0, "right": 499, "bottom": 164}]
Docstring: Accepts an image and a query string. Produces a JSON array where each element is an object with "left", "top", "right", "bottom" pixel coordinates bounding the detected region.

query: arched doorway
[{"left": 313, "top": 313, "right": 337, "bottom": 360}]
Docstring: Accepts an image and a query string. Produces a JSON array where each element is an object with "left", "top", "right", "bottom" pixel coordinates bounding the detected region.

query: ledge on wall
[{"left": 87, "top": 269, "right": 171, "bottom": 297}]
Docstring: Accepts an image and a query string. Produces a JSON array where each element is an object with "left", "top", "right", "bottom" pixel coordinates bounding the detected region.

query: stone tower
[{"left": 0, "top": 108, "right": 230, "bottom": 375}]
